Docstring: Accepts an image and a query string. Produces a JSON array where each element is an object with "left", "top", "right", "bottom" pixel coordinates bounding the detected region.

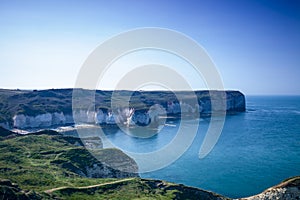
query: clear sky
[{"left": 0, "top": 0, "right": 299, "bottom": 95}]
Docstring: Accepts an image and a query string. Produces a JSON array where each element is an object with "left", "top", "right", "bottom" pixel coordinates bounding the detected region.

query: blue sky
[{"left": 0, "top": 0, "right": 299, "bottom": 95}]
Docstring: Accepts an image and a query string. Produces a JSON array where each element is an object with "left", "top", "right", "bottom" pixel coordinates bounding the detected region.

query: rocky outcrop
[
  {"left": 51, "top": 147, "right": 138, "bottom": 179},
  {"left": 241, "top": 176, "right": 300, "bottom": 200},
  {"left": 85, "top": 163, "right": 137, "bottom": 178},
  {"left": 0, "top": 179, "right": 43, "bottom": 200},
  {"left": 142, "top": 179, "right": 229, "bottom": 200}
]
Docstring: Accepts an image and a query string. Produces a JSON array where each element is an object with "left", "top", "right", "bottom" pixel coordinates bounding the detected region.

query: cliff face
[
  {"left": 12, "top": 112, "right": 74, "bottom": 129},
  {"left": 0, "top": 89, "right": 245, "bottom": 129},
  {"left": 241, "top": 176, "right": 300, "bottom": 200},
  {"left": 51, "top": 148, "right": 138, "bottom": 179}
]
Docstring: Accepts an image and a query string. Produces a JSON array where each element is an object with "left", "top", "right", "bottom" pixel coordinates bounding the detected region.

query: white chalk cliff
[{"left": 8, "top": 90, "right": 246, "bottom": 129}]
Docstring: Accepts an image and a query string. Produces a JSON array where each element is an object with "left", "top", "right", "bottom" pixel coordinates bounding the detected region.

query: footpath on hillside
[{"left": 44, "top": 178, "right": 135, "bottom": 194}]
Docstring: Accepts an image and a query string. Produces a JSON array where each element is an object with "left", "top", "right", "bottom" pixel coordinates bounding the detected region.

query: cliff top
[{"left": 0, "top": 88, "right": 245, "bottom": 124}]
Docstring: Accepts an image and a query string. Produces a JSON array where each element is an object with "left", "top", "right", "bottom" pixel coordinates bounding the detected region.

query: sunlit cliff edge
[{"left": 0, "top": 89, "right": 245, "bottom": 130}]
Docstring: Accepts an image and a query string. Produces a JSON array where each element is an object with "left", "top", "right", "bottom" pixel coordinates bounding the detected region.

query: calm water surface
[{"left": 63, "top": 96, "right": 300, "bottom": 198}]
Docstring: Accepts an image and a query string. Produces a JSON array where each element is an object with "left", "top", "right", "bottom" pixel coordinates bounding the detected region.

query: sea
[{"left": 60, "top": 96, "right": 300, "bottom": 198}]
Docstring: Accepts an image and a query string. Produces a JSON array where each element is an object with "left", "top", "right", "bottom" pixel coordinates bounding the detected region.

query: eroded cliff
[{"left": 0, "top": 89, "right": 245, "bottom": 129}]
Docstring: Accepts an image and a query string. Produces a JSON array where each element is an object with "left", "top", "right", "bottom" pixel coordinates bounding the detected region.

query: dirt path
[{"left": 44, "top": 178, "right": 135, "bottom": 194}]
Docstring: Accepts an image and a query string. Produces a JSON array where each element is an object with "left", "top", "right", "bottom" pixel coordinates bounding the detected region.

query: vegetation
[
  {"left": 51, "top": 178, "right": 206, "bottom": 200},
  {"left": 0, "top": 128, "right": 229, "bottom": 199},
  {"left": 0, "top": 89, "right": 73, "bottom": 123},
  {"left": 0, "top": 88, "right": 245, "bottom": 124},
  {"left": 1, "top": 127, "right": 298, "bottom": 199},
  {"left": 0, "top": 129, "right": 136, "bottom": 191}
]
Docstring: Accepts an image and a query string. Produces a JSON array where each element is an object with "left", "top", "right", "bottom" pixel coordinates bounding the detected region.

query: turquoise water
[
  {"left": 65, "top": 96, "right": 300, "bottom": 198},
  {"left": 140, "top": 96, "right": 300, "bottom": 198}
]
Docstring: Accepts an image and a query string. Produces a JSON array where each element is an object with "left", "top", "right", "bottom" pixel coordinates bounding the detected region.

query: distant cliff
[{"left": 0, "top": 89, "right": 245, "bottom": 129}]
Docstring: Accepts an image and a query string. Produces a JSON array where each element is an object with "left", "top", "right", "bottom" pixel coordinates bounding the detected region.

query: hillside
[
  {"left": 48, "top": 178, "right": 228, "bottom": 200},
  {"left": 0, "top": 129, "right": 138, "bottom": 192},
  {"left": 0, "top": 177, "right": 230, "bottom": 200},
  {"left": 0, "top": 128, "right": 299, "bottom": 199},
  {"left": 0, "top": 128, "right": 229, "bottom": 200}
]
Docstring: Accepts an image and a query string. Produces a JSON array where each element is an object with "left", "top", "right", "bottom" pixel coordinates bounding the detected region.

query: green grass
[
  {"left": 50, "top": 178, "right": 230, "bottom": 200},
  {"left": 0, "top": 129, "right": 230, "bottom": 199},
  {"left": 0, "top": 130, "right": 133, "bottom": 192},
  {"left": 52, "top": 178, "right": 179, "bottom": 200}
]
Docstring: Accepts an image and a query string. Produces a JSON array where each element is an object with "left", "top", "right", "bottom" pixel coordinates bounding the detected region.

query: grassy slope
[
  {"left": 51, "top": 178, "right": 228, "bottom": 200},
  {"left": 1, "top": 128, "right": 298, "bottom": 199},
  {"left": 0, "top": 130, "right": 122, "bottom": 192},
  {"left": 0, "top": 129, "right": 229, "bottom": 199}
]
